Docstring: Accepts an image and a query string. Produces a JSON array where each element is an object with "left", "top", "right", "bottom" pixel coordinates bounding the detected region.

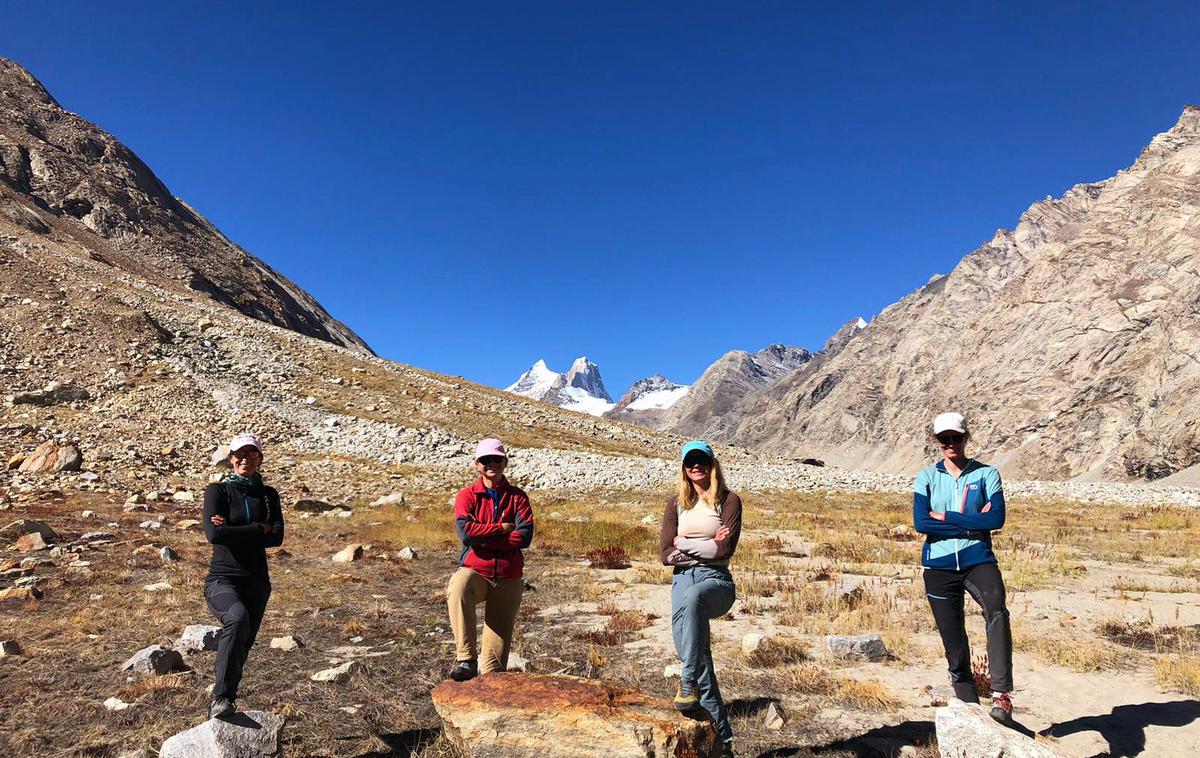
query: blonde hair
[{"left": 676, "top": 456, "right": 728, "bottom": 511}]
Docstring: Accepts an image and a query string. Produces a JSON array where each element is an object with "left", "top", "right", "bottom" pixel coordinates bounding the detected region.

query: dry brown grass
[
  {"left": 1156, "top": 655, "right": 1200, "bottom": 696},
  {"left": 745, "top": 636, "right": 811, "bottom": 668},
  {"left": 783, "top": 664, "right": 900, "bottom": 710}
]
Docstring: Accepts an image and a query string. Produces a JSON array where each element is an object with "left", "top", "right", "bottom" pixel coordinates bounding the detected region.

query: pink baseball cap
[
  {"left": 229, "top": 433, "right": 263, "bottom": 453},
  {"left": 474, "top": 438, "right": 507, "bottom": 461}
]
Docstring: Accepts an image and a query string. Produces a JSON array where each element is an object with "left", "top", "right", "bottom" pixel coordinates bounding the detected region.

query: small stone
[
  {"left": 175, "top": 519, "right": 200, "bottom": 530},
  {"left": 177, "top": 624, "right": 220, "bottom": 653},
  {"left": 170, "top": 491, "right": 194, "bottom": 503},
  {"left": 331, "top": 544, "right": 363, "bottom": 563},
  {"left": 104, "top": 696, "right": 133, "bottom": 712},
  {"left": 270, "top": 635, "right": 304, "bottom": 651},
  {"left": 370, "top": 492, "right": 406, "bottom": 507},
  {"left": 143, "top": 582, "right": 174, "bottom": 592},
  {"left": 763, "top": 701, "right": 786, "bottom": 729},
  {"left": 15, "top": 532, "right": 48, "bottom": 551},
  {"left": 5, "top": 454, "right": 22, "bottom": 470},
  {"left": 294, "top": 499, "right": 338, "bottom": 513},
  {"left": 640, "top": 514, "right": 658, "bottom": 524},
  {"left": 140, "top": 520, "right": 163, "bottom": 530},
  {"left": 0, "top": 519, "right": 58, "bottom": 543},
  {"left": 79, "top": 471, "right": 100, "bottom": 482},
  {"left": 507, "top": 652, "right": 529, "bottom": 672},
  {"left": 121, "top": 644, "right": 185, "bottom": 678},
  {"left": 18, "top": 440, "right": 83, "bottom": 473},
  {"left": 397, "top": 547, "right": 417, "bottom": 560},
  {"left": 125, "top": 493, "right": 146, "bottom": 505},
  {"left": 160, "top": 546, "right": 180, "bottom": 562},
  {"left": 311, "top": 660, "right": 360, "bottom": 683},
  {"left": 0, "top": 639, "right": 22, "bottom": 656},
  {"left": 124, "top": 503, "right": 150, "bottom": 513},
  {"left": 81, "top": 510, "right": 97, "bottom": 520},
  {"left": 825, "top": 634, "right": 890, "bottom": 662},
  {"left": 305, "top": 396, "right": 317, "bottom": 405},
  {"left": 0, "top": 586, "right": 42, "bottom": 603},
  {"left": 741, "top": 632, "right": 767, "bottom": 656}
]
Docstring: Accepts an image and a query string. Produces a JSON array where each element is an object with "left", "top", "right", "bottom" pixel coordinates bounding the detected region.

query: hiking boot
[
  {"left": 208, "top": 697, "right": 235, "bottom": 720},
  {"left": 990, "top": 692, "right": 1013, "bottom": 725},
  {"left": 448, "top": 659, "right": 478, "bottom": 682},
  {"left": 673, "top": 684, "right": 699, "bottom": 712}
]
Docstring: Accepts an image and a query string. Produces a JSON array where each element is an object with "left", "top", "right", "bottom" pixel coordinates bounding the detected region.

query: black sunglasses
[
  {"left": 683, "top": 457, "right": 712, "bottom": 470},
  {"left": 478, "top": 455, "right": 506, "bottom": 466},
  {"left": 936, "top": 434, "right": 965, "bottom": 445}
]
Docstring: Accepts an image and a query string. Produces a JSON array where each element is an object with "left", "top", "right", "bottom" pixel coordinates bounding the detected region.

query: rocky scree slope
[
  {"left": 0, "top": 57, "right": 367, "bottom": 352},
  {"left": 725, "top": 107, "right": 1200, "bottom": 482}
]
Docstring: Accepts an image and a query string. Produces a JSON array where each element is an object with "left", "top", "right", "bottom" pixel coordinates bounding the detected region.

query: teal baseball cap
[{"left": 680, "top": 440, "right": 714, "bottom": 462}]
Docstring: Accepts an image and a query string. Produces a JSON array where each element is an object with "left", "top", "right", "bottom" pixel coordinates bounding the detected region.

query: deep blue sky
[{"left": 4, "top": 3, "right": 1198, "bottom": 396}]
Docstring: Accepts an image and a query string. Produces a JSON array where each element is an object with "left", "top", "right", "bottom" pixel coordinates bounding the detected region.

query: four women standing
[{"left": 194, "top": 420, "right": 1015, "bottom": 745}]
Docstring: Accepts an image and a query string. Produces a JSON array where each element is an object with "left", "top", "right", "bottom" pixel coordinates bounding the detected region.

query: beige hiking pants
[{"left": 447, "top": 567, "right": 524, "bottom": 673}]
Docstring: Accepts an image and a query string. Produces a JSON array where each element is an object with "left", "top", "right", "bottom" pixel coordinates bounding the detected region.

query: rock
[
  {"left": 104, "top": 696, "right": 133, "bottom": 711},
  {"left": 177, "top": 624, "right": 221, "bottom": 654},
  {"left": 211, "top": 444, "right": 231, "bottom": 467},
  {"left": 371, "top": 492, "right": 406, "bottom": 507},
  {"left": 159, "top": 710, "right": 285, "bottom": 758},
  {"left": 79, "top": 471, "right": 100, "bottom": 482},
  {"left": 125, "top": 503, "right": 150, "bottom": 513},
  {"left": 397, "top": 546, "right": 417, "bottom": 560},
  {"left": 294, "top": 499, "right": 339, "bottom": 513},
  {"left": 507, "top": 652, "right": 529, "bottom": 672},
  {"left": 825, "top": 634, "right": 890, "bottom": 662},
  {"left": 18, "top": 440, "right": 83, "bottom": 473},
  {"left": 139, "top": 520, "right": 163, "bottom": 529},
  {"left": 0, "top": 639, "right": 22, "bottom": 656},
  {"left": 331, "top": 544, "right": 363, "bottom": 563},
  {"left": 741, "top": 632, "right": 767, "bottom": 656},
  {"left": 171, "top": 491, "right": 195, "bottom": 503},
  {"left": 270, "top": 635, "right": 304, "bottom": 651},
  {"left": 81, "top": 510, "right": 97, "bottom": 520},
  {"left": 11, "top": 382, "right": 90, "bottom": 406},
  {"left": 311, "top": 660, "right": 360, "bottom": 683},
  {"left": 935, "top": 699, "right": 1072, "bottom": 757},
  {"left": 15, "top": 532, "right": 48, "bottom": 551},
  {"left": 640, "top": 514, "right": 657, "bottom": 524},
  {"left": 763, "top": 701, "right": 786, "bottom": 729},
  {"left": 0, "top": 586, "right": 42, "bottom": 603},
  {"left": 6, "top": 454, "right": 22, "bottom": 470},
  {"left": 433, "top": 673, "right": 721, "bottom": 758},
  {"left": 176, "top": 519, "right": 201, "bottom": 530},
  {"left": 160, "top": 546, "right": 180, "bottom": 562},
  {"left": 125, "top": 493, "right": 146, "bottom": 505},
  {"left": 663, "top": 663, "right": 682, "bottom": 679},
  {"left": 122, "top": 644, "right": 186, "bottom": 678},
  {"left": 144, "top": 582, "right": 174, "bottom": 592},
  {"left": 0, "top": 518, "right": 58, "bottom": 543}
]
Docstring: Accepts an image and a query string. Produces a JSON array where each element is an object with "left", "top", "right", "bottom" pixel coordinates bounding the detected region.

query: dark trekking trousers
[
  {"left": 205, "top": 577, "right": 271, "bottom": 701},
  {"left": 924, "top": 561, "right": 1013, "bottom": 702}
]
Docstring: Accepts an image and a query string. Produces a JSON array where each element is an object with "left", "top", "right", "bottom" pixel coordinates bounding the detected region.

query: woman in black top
[{"left": 203, "top": 433, "right": 284, "bottom": 719}]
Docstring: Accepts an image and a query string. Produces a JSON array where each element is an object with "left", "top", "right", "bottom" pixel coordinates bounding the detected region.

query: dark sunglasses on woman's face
[
  {"left": 478, "top": 456, "right": 505, "bottom": 467},
  {"left": 683, "top": 457, "right": 711, "bottom": 470},
  {"left": 936, "top": 434, "right": 965, "bottom": 446}
]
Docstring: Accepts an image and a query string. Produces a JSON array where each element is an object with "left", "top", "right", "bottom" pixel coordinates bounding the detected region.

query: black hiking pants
[
  {"left": 924, "top": 562, "right": 1012, "bottom": 701},
  {"left": 205, "top": 576, "right": 271, "bottom": 702}
]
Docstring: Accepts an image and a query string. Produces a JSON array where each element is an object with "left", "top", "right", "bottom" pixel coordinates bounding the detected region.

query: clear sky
[{"left": 4, "top": 3, "right": 1198, "bottom": 396}]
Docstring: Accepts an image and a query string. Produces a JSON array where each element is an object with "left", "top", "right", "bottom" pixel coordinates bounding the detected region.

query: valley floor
[{"left": 3, "top": 484, "right": 1200, "bottom": 757}]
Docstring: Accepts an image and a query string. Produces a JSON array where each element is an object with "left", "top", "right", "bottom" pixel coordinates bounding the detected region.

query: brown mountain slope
[
  {"left": 725, "top": 106, "right": 1200, "bottom": 481},
  {"left": 0, "top": 57, "right": 369, "bottom": 352}
]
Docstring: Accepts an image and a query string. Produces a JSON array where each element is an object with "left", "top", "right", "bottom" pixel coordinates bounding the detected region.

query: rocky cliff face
[
  {"left": 724, "top": 106, "right": 1200, "bottom": 481},
  {"left": 505, "top": 357, "right": 614, "bottom": 416},
  {"left": 658, "top": 344, "right": 813, "bottom": 439},
  {"left": 0, "top": 58, "right": 369, "bottom": 352},
  {"left": 560, "top": 357, "right": 611, "bottom": 402}
]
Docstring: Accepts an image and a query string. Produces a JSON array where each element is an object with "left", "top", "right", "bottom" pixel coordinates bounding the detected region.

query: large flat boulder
[
  {"left": 432, "top": 672, "right": 721, "bottom": 758},
  {"left": 159, "top": 711, "right": 284, "bottom": 758},
  {"left": 936, "top": 699, "right": 1074, "bottom": 758}
]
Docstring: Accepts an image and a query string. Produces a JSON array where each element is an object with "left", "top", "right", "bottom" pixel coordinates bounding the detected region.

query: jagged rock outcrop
[
  {"left": 0, "top": 57, "right": 368, "bottom": 353},
  {"left": 432, "top": 673, "right": 721, "bottom": 758},
  {"left": 658, "top": 344, "right": 813, "bottom": 439},
  {"left": 723, "top": 107, "right": 1200, "bottom": 481},
  {"left": 823, "top": 316, "right": 869, "bottom": 356},
  {"left": 604, "top": 374, "right": 689, "bottom": 426}
]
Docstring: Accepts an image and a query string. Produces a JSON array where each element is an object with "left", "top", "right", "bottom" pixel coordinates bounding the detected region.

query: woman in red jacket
[{"left": 446, "top": 438, "right": 535, "bottom": 681}]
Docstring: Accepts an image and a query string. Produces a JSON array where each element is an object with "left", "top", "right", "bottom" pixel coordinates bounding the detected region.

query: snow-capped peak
[
  {"left": 505, "top": 359, "right": 560, "bottom": 401},
  {"left": 855, "top": 317, "right": 869, "bottom": 329}
]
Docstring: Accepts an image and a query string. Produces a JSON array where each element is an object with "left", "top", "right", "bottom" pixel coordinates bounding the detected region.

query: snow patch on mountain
[
  {"left": 505, "top": 359, "right": 560, "bottom": 400},
  {"left": 505, "top": 357, "right": 614, "bottom": 416}
]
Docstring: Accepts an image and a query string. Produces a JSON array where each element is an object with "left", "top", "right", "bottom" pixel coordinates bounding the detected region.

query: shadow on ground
[
  {"left": 1041, "top": 700, "right": 1200, "bottom": 758},
  {"left": 754, "top": 720, "right": 936, "bottom": 758},
  {"left": 353, "top": 727, "right": 442, "bottom": 757}
]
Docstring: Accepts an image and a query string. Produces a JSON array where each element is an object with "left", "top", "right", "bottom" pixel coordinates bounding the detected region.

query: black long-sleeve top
[{"left": 203, "top": 481, "right": 284, "bottom": 582}]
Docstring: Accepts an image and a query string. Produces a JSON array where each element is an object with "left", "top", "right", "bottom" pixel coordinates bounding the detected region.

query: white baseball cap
[
  {"left": 228, "top": 433, "right": 263, "bottom": 453},
  {"left": 932, "top": 412, "right": 967, "bottom": 436}
]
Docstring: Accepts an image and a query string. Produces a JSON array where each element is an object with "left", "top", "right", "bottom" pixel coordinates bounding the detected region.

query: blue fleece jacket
[{"left": 912, "top": 459, "right": 1005, "bottom": 571}]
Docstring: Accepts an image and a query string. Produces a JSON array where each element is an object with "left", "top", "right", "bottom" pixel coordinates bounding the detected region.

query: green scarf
[{"left": 223, "top": 472, "right": 265, "bottom": 492}]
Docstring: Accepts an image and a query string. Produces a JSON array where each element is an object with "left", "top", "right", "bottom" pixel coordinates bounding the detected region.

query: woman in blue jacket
[{"left": 912, "top": 412, "right": 1013, "bottom": 725}]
